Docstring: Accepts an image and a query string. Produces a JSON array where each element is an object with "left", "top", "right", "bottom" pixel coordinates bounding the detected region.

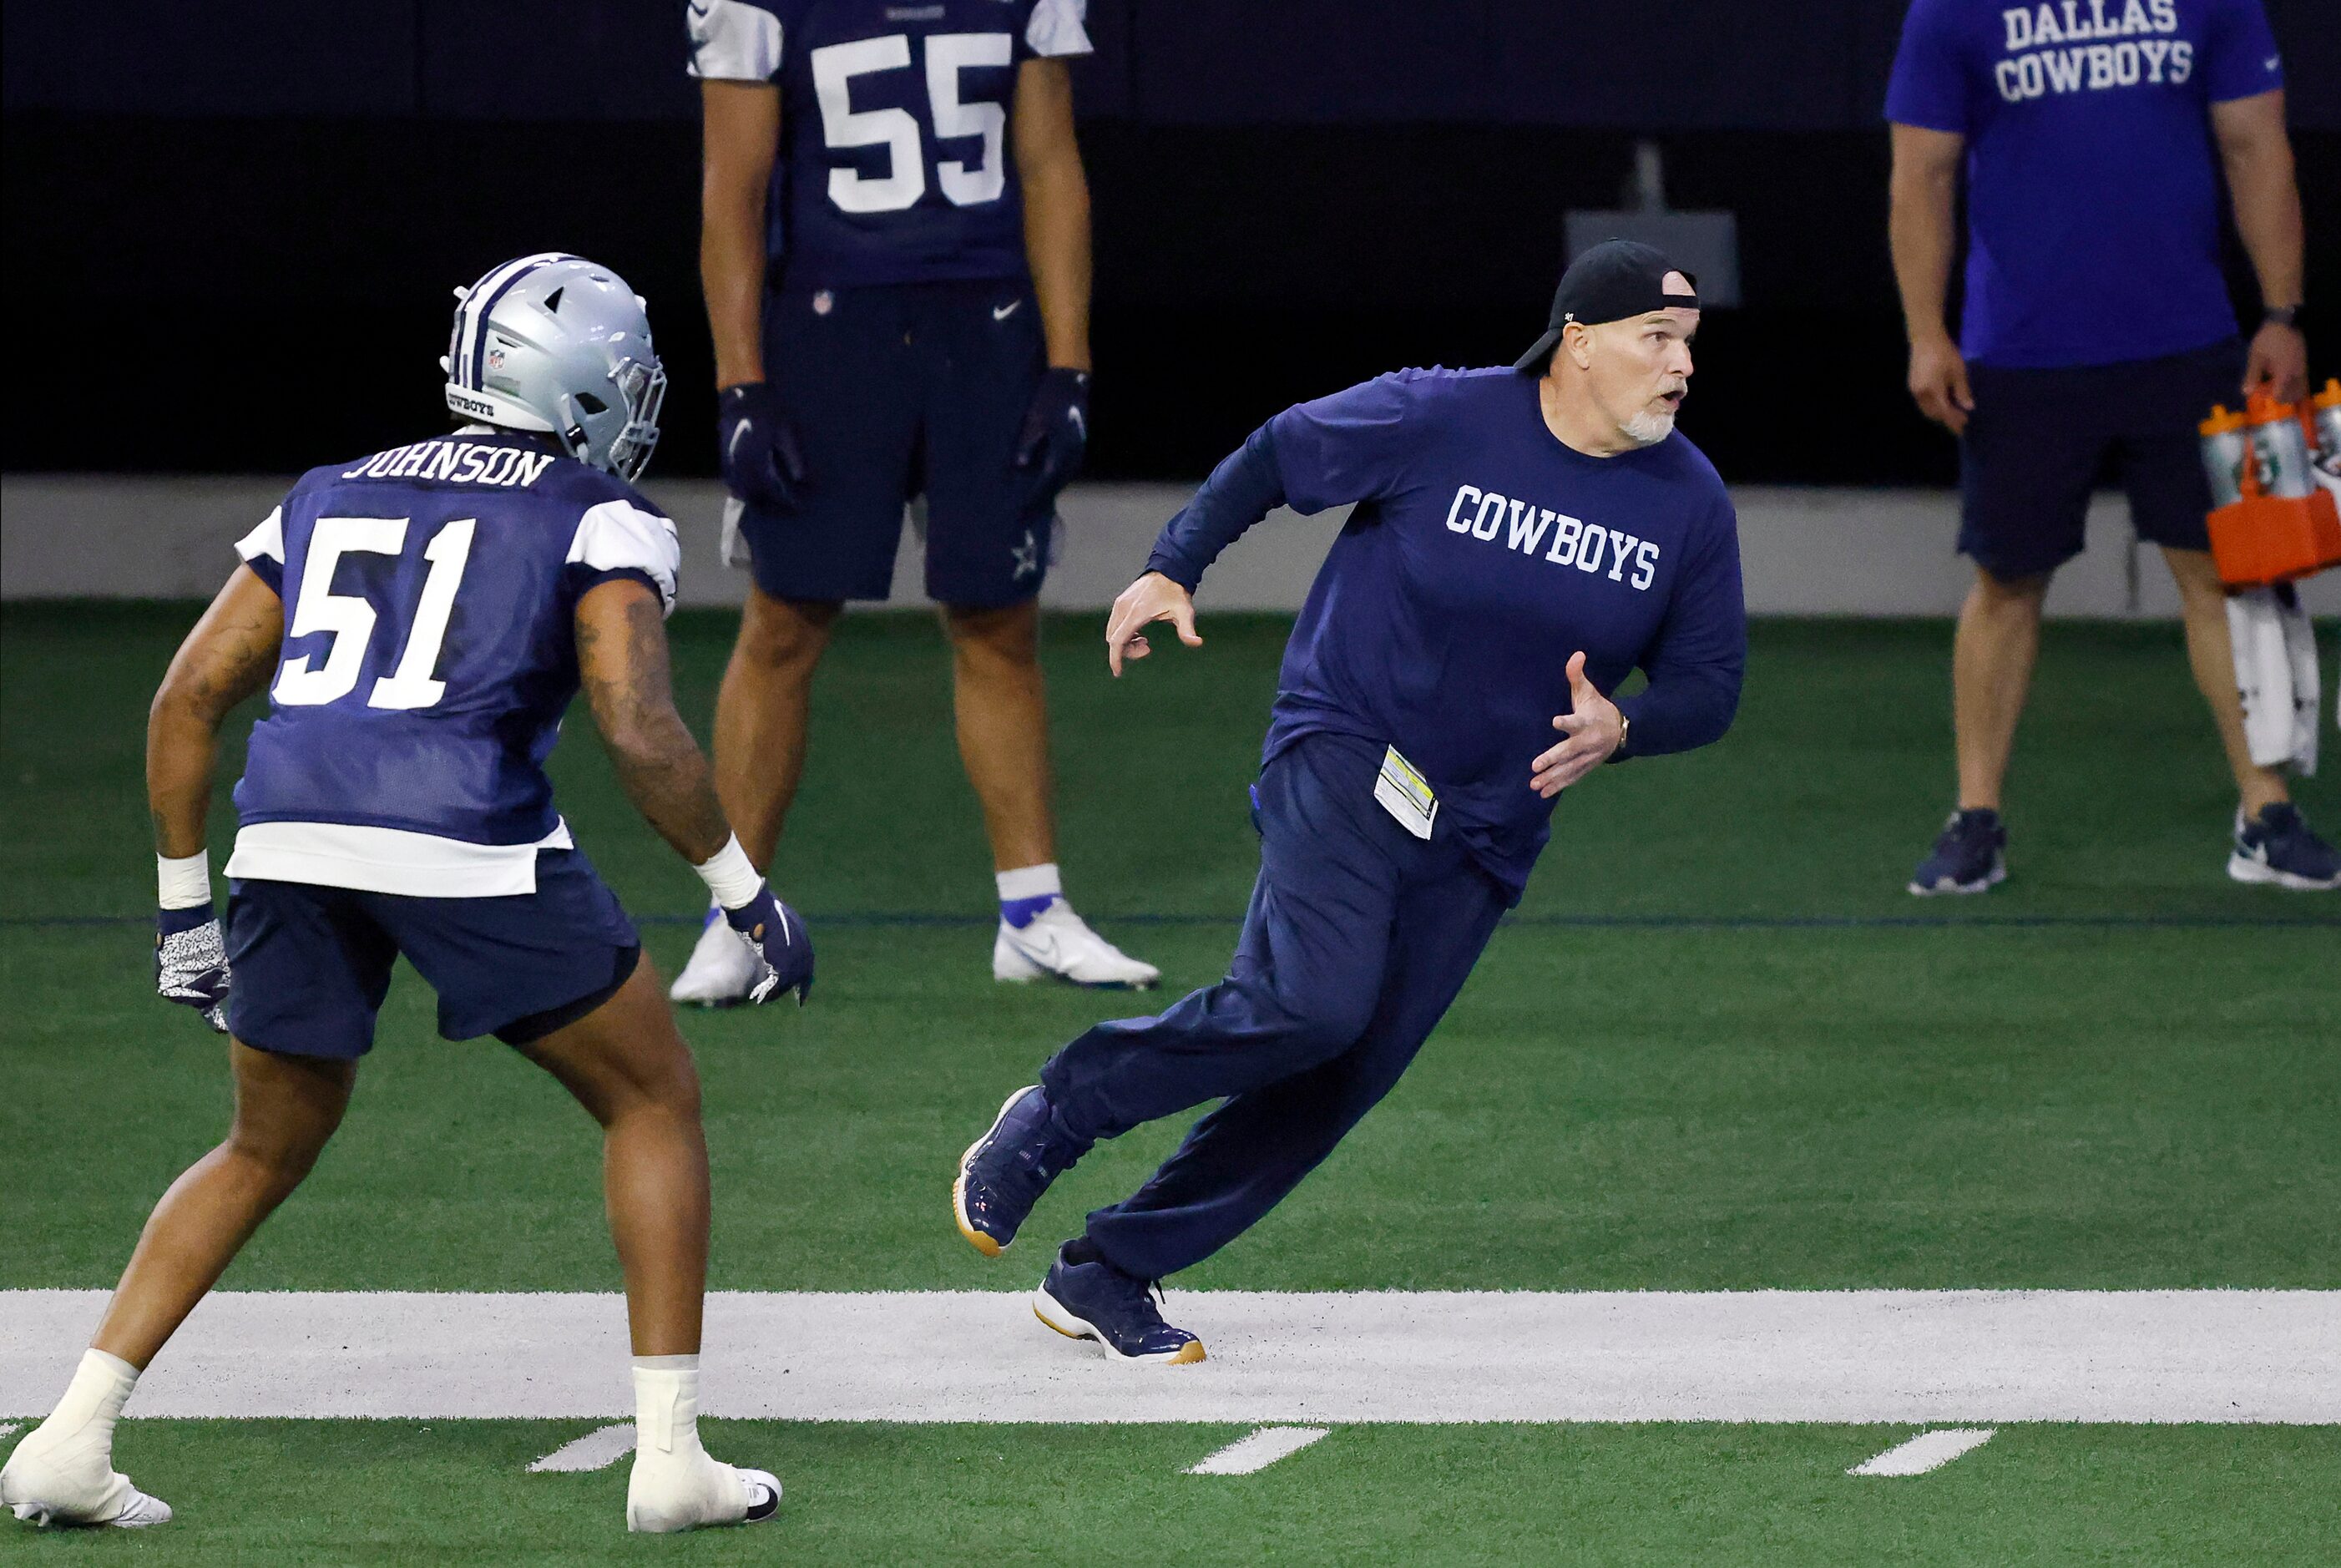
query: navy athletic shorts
[
  {"left": 223, "top": 847, "right": 640, "bottom": 1060},
  {"left": 1958, "top": 336, "right": 2244, "bottom": 580},
  {"left": 739, "top": 278, "right": 1054, "bottom": 608}
]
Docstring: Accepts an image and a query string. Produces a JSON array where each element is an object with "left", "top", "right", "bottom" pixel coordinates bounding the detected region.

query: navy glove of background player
[
  {"left": 724, "top": 887, "right": 815, "bottom": 1005},
  {"left": 156, "top": 903, "right": 230, "bottom": 1034},
  {"left": 717, "top": 382, "right": 807, "bottom": 514},
  {"left": 1014, "top": 368, "right": 1091, "bottom": 498}
]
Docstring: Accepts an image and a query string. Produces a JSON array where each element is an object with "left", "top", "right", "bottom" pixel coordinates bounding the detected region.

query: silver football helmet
[{"left": 441, "top": 253, "right": 665, "bottom": 480}]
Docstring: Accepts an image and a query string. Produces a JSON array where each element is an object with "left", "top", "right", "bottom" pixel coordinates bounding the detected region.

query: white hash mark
[
  {"left": 1848, "top": 1427, "right": 1997, "bottom": 1476},
  {"left": 1187, "top": 1425, "right": 1330, "bottom": 1475},
  {"left": 528, "top": 1422, "right": 636, "bottom": 1473}
]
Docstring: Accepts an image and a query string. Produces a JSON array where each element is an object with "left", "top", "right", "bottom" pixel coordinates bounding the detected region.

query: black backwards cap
[{"left": 1513, "top": 240, "right": 1701, "bottom": 373}]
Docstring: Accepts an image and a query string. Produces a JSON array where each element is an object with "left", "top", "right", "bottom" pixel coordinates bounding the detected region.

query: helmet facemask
[{"left": 601, "top": 354, "right": 665, "bottom": 482}]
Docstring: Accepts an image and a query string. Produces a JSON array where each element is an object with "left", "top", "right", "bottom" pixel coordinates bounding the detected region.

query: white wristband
[
  {"left": 693, "top": 834, "right": 765, "bottom": 912},
  {"left": 158, "top": 851, "right": 212, "bottom": 911}
]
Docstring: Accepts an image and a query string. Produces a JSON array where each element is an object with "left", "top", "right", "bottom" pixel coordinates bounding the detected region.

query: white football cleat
[
  {"left": 994, "top": 899, "right": 1159, "bottom": 989},
  {"left": 624, "top": 1449, "right": 781, "bottom": 1535},
  {"left": 0, "top": 1428, "right": 172, "bottom": 1530},
  {"left": 670, "top": 910, "right": 762, "bottom": 1007}
]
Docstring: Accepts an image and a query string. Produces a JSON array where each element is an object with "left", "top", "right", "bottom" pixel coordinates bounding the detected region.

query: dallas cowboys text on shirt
[
  {"left": 1995, "top": 0, "right": 2193, "bottom": 100},
  {"left": 1444, "top": 483, "right": 1661, "bottom": 590}
]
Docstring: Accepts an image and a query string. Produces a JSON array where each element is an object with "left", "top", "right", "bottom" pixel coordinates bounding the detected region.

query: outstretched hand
[
  {"left": 1530, "top": 652, "right": 1624, "bottom": 797},
  {"left": 1105, "top": 571, "right": 1202, "bottom": 677}
]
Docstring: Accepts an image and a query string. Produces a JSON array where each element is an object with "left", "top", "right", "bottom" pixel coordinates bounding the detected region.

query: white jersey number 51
[{"left": 274, "top": 515, "right": 476, "bottom": 711}]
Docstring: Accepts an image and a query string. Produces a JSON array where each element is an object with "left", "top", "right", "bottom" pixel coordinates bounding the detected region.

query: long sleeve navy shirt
[{"left": 1146, "top": 366, "right": 1747, "bottom": 899}]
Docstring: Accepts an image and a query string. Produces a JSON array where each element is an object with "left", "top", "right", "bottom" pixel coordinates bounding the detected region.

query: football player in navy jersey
[
  {"left": 675, "top": 0, "right": 1158, "bottom": 1001},
  {"left": 1, "top": 256, "right": 801, "bottom": 1535}
]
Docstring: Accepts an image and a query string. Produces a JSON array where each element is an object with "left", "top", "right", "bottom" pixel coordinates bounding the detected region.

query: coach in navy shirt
[
  {"left": 948, "top": 243, "right": 1746, "bottom": 1363},
  {"left": 1888, "top": 0, "right": 2337, "bottom": 892}
]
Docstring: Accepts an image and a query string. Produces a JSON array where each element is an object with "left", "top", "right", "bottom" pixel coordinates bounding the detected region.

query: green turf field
[{"left": 3, "top": 603, "right": 2337, "bottom": 1563}]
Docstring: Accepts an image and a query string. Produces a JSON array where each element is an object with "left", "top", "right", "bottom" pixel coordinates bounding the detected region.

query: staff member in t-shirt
[
  {"left": 1888, "top": 0, "right": 2337, "bottom": 893},
  {"left": 946, "top": 242, "right": 1747, "bottom": 1363}
]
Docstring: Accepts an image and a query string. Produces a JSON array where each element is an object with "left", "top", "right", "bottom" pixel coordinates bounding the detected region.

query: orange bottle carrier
[{"left": 2200, "top": 384, "right": 2341, "bottom": 588}]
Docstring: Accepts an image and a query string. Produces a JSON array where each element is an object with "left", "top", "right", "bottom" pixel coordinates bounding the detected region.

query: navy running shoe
[
  {"left": 953, "top": 1085, "right": 1086, "bottom": 1257},
  {"left": 2229, "top": 803, "right": 2341, "bottom": 891},
  {"left": 1909, "top": 808, "right": 2007, "bottom": 895},
  {"left": 1033, "top": 1239, "right": 1206, "bottom": 1365}
]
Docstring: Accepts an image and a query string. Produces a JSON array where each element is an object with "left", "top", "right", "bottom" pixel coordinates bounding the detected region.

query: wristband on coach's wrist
[
  {"left": 694, "top": 834, "right": 766, "bottom": 911},
  {"left": 2264, "top": 304, "right": 2305, "bottom": 333},
  {"left": 158, "top": 851, "right": 211, "bottom": 911}
]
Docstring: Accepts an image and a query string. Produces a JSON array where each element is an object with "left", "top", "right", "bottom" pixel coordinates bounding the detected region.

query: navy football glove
[
  {"left": 717, "top": 382, "right": 806, "bottom": 513},
  {"left": 723, "top": 886, "right": 815, "bottom": 1005},
  {"left": 1014, "top": 368, "right": 1091, "bottom": 498},
  {"left": 156, "top": 903, "right": 230, "bottom": 1034}
]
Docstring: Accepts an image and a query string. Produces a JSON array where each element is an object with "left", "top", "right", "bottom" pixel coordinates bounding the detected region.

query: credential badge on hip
[{"left": 1374, "top": 745, "right": 1438, "bottom": 840}]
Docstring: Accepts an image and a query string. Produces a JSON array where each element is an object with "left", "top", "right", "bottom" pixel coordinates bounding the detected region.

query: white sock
[
  {"left": 632, "top": 1355, "right": 705, "bottom": 1467},
  {"left": 996, "top": 864, "right": 1064, "bottom": 929},
  {"left": 995, "top": 863, "right": 1061, "bottom": 903}
]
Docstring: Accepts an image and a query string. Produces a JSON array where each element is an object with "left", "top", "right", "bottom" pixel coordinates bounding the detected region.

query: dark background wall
[{"left": 4, "top": 0, "right": 2335, "bottom": 484}]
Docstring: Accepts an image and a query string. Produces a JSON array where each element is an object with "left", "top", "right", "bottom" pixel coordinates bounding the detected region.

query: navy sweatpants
[{"left": 1039, "top": 732, "right": 1510, "bottom": 1281}]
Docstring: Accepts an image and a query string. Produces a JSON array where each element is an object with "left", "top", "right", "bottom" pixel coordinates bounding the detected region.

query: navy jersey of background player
[
  {"left": 688, "top": 0, "right": 1091, "bottom": 289},
  {"left": 225, "top": 429, "right": 680, "bottom": 897}
]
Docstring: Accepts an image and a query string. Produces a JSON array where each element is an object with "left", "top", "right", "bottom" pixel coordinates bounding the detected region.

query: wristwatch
[{"left": 2265, "top": 305, "right": 2306, "bottom": 333}]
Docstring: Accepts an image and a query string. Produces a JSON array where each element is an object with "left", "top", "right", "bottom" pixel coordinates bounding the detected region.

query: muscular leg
[
  {"left": 91, "top": 1041, "right": 354, "bottom": 1369},
  {"left": 2163, "top": 544, "right": 2289, "bottom": 817},
  {"left": 1952, "top": 566, "right": 2050, "bottom": 812},
  {"left": 516, "top": 958, "right": 710, "bottom": 1357},
  {"left": 943, "top": 599, "right": 1055, "bottom": 873},
  {"left": 712, "top": 589, "right": 841, "bottom": 868}
]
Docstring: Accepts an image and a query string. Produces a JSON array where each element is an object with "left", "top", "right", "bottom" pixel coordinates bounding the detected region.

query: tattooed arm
[
  {"left": 148, "top": 565, "right": 285, "bottom": 857},
  {"left": 574, "top": 578, "right": 732, "bottom": 865}
]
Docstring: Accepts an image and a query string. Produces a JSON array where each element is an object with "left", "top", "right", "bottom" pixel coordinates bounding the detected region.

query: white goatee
[{"left": 1621, "top": 407, "right": 1677, "bottom": 446}]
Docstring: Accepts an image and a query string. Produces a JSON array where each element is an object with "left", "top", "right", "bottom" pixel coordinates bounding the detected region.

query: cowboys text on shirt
[{"left": 1442, "top": 483, "right": 1663, "bottom": 591}]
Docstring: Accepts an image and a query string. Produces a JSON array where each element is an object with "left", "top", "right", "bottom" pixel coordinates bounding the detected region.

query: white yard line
[
  {"left": 3, "top": 1290, "right": 2336, "bottom": 1424},
  {"left": 1848, "top": 1428, "right": 1998, "bottom": 1475},
  {"left": 1188, "top": 1426, "right": 1330, "bottom": 1474},
  {"left": 526, "top": 1423, "right": 636, "bottom": 1474}
]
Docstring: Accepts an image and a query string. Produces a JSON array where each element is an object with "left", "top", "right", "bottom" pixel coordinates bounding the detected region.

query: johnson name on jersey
[
  {"left": 225, "top": 429, "right": 680, "bottom": 898},
  {"left": 687, "top": 0, "right": 1090, "bottom": 289}
]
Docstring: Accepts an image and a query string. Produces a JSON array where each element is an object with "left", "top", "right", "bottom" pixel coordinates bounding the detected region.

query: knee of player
[
  {"left": 222, "top": 1124, "right": 330, "bottom": 1186},
  {"left": 1272, "top": 993, "right": 1375, "bottom": 1062},
  {"left": 619, "top": 1051, "right": 705, "bottom": 1125},
  {"left": 736, "top": 592, "right": 839, "bottom": 670},
  {"left": 943, "top": 600, "right": 1039, "bottom": 661}
]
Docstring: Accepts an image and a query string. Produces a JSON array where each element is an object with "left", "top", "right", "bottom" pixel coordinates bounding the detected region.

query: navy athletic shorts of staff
[{"left": 2199, "top": 382, "right": 2341, "bottom": 776}]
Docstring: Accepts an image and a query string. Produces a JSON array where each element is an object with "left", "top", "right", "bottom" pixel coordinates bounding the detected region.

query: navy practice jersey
[
  {"left": 225, "top": 430, "right": 680, "bottom": 898},
  {"left": 1148, "top": 367, "right": 1747, "bottom": 898},
  {"left": 687, "top": 0, "right": 1090, "bottom": 290}
]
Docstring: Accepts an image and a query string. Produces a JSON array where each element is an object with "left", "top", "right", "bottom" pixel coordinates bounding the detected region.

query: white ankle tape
[{"left": 631, "top": 1360, "right": 701, "bottom": 1458}]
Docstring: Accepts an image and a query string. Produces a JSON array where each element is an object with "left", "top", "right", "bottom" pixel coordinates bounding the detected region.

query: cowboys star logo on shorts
[{"left": 1010, "top": 529, "right": 1040, "bottom": 582}]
